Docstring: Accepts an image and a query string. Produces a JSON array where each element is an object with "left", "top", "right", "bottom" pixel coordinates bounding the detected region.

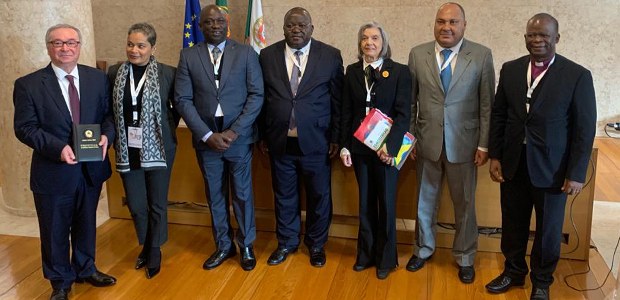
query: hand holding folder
[{"left": 353, "top": 108, "right": 416, "bottom": 169}]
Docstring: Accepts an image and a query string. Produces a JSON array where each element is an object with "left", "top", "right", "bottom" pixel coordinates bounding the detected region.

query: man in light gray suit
[
  {"left": 407, "top": 2, "right": 495, "bottom": 284},
  {"left": 174, "top": 5, "right": 264, "bottom": 271}
]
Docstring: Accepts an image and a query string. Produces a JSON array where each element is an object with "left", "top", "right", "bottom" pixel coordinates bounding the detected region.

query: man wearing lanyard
[
  {"left": 174, "top": 4, "right": 264, "bottom": 271},
  {"left": 407, "top": 2, "right": 495, "bottom": 284},
  {"left": 486, "top": 13, "right": 596, "bottom": 300}
]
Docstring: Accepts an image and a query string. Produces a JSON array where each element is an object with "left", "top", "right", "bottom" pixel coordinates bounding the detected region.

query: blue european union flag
[{"left": 183, "top": 0, "right": 204, "bottom": 48}]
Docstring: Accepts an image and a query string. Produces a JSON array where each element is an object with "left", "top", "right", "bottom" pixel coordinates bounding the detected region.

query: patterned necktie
[
  {"left": 289, "top": 50, "right": 302, "bottom": 130},
  {"left": 440, "top": 49, "right": 453, "bottom": 94},
  {"left": 66, "top": 75, "right": 80, "bottom": 124},
  {"left": 212, "top": 47, "right": 221, "bottom": 66},
  {"left": 290, "top": 50, "right": 302, "bottom": 96}
]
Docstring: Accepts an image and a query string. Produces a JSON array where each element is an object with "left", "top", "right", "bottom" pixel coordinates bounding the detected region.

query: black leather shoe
[
  {"left": 267, "top": 247, "right": 297, "bottom": 265},
  {"left": 485, "top": 273, "right": 525, "bottom": 294},
  {"left": 309, "top": 247, "right": 326, "bottom": 267},
  {"left": 353, "top": 262, "right": 374, "bottom": 272},
  {"left": 50, "top": 288, "right": 70, "bottom": 300},
  {"left": 376, "top": 268, "right": 392, "bottom": 280},
  {"left": 145, "top": 265, "right": 160, "bottom": 279},
  {"left": 75, "top": 270, "right": 117, "bottom": 287},
  {"left": 240, "top": 246, "right": 256, "bottom": 271},
  {"left": 203, "top": 247, "right": 236, "bottom": 270},
  {"left": 406, "top": 255, "right": 430, "bottom": 272},
  {"left": 530, "top": 287, "right": 549, "bottom": 300},
  {"left": 145, "top": 248, "right": 162, "bottom": 279},
  {"left": 458, "top": 266, "right": 475, "bottom": 284},
  {"left": 135, "top": 256, "right": 147, "bottom": 270}
]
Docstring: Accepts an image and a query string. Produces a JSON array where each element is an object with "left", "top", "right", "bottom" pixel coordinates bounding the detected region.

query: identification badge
[{"left": 127, "top": 126, "right": 143, "bottom": 148}]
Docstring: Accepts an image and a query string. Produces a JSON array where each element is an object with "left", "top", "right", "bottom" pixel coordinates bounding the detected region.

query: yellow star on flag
[
  {"left": 185, "top": 32, "right": 190, "bottom": 39},
  {"left": 185, "top": 23, "right": 191, "bottom": 29},
  {"left": 188, "top": 41, "right": 194, "bottom": 47}
]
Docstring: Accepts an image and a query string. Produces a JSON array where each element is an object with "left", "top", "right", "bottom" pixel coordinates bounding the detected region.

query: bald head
[
  {"left": 527, "top": 13, "right": 559, "bottom": 33},
  {"left": 524, "top": 13, "right": 560, "bottom": 62}
]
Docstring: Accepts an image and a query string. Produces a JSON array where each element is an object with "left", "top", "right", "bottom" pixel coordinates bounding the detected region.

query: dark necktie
[
  {"left": 364, "top": 65, "right": 375, "bottom": 87},
  {"left": 289, "top": 50, "right": 302, "bottom": 130},
  {"left": 440, "top": 49, "right": 452, "bottom": 94},
  {"left": 66, "top": 75, "right": 80, "bottom": 124}
]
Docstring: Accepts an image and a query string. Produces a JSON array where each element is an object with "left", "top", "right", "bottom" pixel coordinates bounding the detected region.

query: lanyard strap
[
  {"left": 129, "top": 66, "right": 147, "bottom": 124},
  {"left": 437, "top": 50, "right": 456, "bottom": 72},
  {"left": 526, "top": 56, "right": 555, "bottom": 99}
]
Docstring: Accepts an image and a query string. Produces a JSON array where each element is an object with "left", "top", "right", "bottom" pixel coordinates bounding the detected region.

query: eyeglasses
[{"left": 48, "top": 40, "right": 80, "bottom": 48}]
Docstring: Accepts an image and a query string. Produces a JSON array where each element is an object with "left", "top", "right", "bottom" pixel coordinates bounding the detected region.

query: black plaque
[{"left": 72, "top": 124, "right": 102, "bottom": 162}]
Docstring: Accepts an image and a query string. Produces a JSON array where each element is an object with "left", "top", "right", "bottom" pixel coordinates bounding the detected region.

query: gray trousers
[{"left": 414, "top": 149, "right": 478, "bottom": 267}]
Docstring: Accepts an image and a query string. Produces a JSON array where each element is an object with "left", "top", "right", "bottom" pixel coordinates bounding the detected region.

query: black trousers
[
  {"left": 34, "top": 177, "right": 101, "bottom": 290},
  {"left": 500, "top": 147, "right": 567, "bottom": 288},
  {"left": 269, "top": 138, "right": 333, "bottom": 250},
  {"left": 351, "top": 154, "right": 399, "bottom": 270},
  {"left": 120, "top": 146, "right": 176, "bottom": 248}
]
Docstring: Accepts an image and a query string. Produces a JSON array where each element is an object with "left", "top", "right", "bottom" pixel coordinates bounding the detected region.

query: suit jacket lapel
[
  {"left": 529, "top": 55, "right": 565, "bottom": 115},
  {"left": 273, "top": 41, "right": 293, "bottom": 96},
  {"left": 374, "top": 59, "right": 393, "bottom": 89},
  {"left": 218, "top": 39, "right": 234, "bottom": 90},
  {"left": 449, "top": 40, "right": 472, "bottom": 93},
  {"left": 197, "top": 43, "right": 217, "bottom": 89},
  {"left": 297, "top": 39, "right": 320, "bottom": 97},
  {"left": 77, "top": 65, "right": 93, "bottom": 123},
  {"left": 353, "top": 61, "right": 365, "bottom": 89},
  {"left": 423, "top": 44, "right": 443, "bottom": 95},
  {"left": 42, "top": 64, "right": 72, "bottom": 123},
  {"left": 515, "top": 57, "right": 529, "bottom": 120}
]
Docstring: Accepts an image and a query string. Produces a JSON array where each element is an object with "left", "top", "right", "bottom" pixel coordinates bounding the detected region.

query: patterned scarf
[{"left": 112, "top": 57, "right": 166, "bottom": 172}]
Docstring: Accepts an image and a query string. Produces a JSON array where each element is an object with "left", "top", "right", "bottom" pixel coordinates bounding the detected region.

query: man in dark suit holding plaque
[{"left": 13, "top": 24, "right": 116, "bottom": 300}]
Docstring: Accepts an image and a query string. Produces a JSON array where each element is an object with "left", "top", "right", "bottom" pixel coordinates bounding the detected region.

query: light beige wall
[{"left": 92, "top": 0, "right": 620, "bottom": 134}]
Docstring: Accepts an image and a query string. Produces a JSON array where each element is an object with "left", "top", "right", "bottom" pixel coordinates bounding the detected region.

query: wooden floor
[{"left": 1, "top": 137, "right": 619, "bottom": 300}]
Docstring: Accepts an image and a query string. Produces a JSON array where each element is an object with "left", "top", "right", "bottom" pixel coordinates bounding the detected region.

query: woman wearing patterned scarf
[{"left": 108, "top": 23, "right": 179, "bottom": 279}]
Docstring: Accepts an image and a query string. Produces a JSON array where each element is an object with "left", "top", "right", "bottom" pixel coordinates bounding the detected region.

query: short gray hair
[
  {"left": 357, "top": 22, "right": 391, "bottom": 61},
  {"left": 128, "top": 23, "right": 158, "bottom": 46},
  {"left": 45, "top": 24, "right": 82, "bottom": 44}
]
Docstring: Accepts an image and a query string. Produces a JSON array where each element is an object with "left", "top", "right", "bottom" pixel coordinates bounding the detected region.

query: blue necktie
[{"left": 440, "top": 49, "right": 452, "bottom": 93}]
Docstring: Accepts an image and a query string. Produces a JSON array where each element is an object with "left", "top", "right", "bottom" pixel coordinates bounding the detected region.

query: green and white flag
[{"left": 245, "top": 0, "right": 266, "bottom": 53}]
